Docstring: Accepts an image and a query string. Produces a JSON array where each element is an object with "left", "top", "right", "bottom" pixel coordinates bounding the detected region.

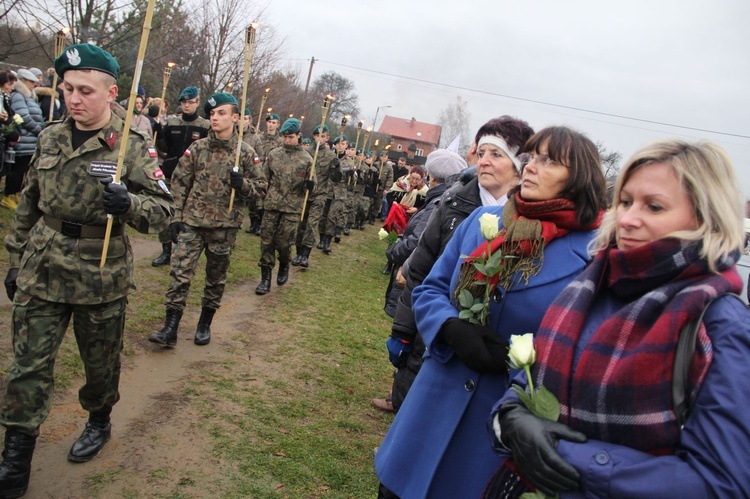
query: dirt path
[{"left": 12, "top": 235, "right": 297, "bottom": 498}]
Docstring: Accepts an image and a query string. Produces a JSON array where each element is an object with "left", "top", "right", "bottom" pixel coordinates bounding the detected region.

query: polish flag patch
[
  {"left": 184, "top": 149, "right": 191, "bottom": 157},
  {"left": 148, "top": 147, "right": 157, "bottom": 158},
  {"left": 154, "top": 169, "right": 164, "bottom": 178},
  {"left": 253, "top": 156, "right": 260, "bottom": 164}
]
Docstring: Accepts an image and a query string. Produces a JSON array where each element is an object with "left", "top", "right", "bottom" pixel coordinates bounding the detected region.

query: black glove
[
  {"left": 498, "top": 402, "right": 587, "bottom": 495},
  {"left": 438, "top": 317, "right": 508, "bottom": 373},
  {"left": 229, "top": 169, "right": 244, "bottom": 190},
  {"left": 4, "top": 268, "right": 18, "bottom": 301},
  {"left": 303, "top": 179, "right": 315, "bottom": 192},
  {"left": 332, "top": 157, "right": 340, "bottom": 168},
  {"left": 169, "top": 221, "right": 186, "bottom": 244},
  {"left": 100, "top": 177, "right": 131, "bottom": 215}
]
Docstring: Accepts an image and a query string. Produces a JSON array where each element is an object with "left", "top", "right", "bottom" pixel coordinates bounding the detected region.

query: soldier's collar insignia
[
  {"left": 105, "top": 130, "right": 118, "bottom": 149},
  {"left": 66, "top": 48, "right": 81, "bottom": 66}
]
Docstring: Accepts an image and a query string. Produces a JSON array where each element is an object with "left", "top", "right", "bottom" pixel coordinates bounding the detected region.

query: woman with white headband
[{"left": 375, "top": 126, "right": 609, "bottom": 499}]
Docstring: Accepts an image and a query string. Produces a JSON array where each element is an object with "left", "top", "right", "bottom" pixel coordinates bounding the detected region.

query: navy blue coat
[{"left": 375, "top": 205, "right": 595, "bottom": 498}]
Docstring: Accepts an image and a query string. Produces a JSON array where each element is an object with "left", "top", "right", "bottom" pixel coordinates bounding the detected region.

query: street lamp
[{"left": 369, "top": 105, "right": 391, "bottom": 149}]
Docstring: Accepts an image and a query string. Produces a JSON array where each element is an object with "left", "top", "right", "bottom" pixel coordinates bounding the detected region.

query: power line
[{"left": 317, "top": 59, "right": 750, "bottom": 140}]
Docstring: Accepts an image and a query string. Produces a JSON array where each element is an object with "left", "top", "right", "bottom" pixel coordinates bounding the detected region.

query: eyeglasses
[{"left": 523, "top": 153, "right": 568, "bottom": 169}]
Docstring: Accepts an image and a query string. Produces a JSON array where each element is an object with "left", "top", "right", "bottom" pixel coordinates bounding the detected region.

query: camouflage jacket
[
  {"left": 242, "top": 124, "right": 263, "bottom": 155},
  {"left": 4, "top": 113, "right": 174, "bottom": 304},
  {"left": 156, "top": 112, "right": 210, "bottom": 178},
  {"left": 309, "top": 145, "right": 337, "bottom": 199},
  {"left": 171, "top": 129, "right": 266, "bottom": 229},
  {"left": 263, "top": 143, "right": 312, "bottom": 214},
  {"left": 376, "top": 160, "right": 394, "bottom": 191},
  {"left": 351, "top": 160, "right": 367, "bottom": 195},
  {"left": 330, "top": 156, "right": 355, "bottom": 200},
  {"left": 259, "top": 130, "right": 282, "bottom": 162}
]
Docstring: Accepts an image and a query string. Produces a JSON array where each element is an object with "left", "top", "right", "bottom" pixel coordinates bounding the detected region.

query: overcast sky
[{"left": 264, "top": 0, "right": 750, "bottom": 197}]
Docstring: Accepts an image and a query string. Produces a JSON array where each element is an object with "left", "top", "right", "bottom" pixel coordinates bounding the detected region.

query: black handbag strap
[{"left": 673, "top": 293, "right": 744, "bottom": 427}]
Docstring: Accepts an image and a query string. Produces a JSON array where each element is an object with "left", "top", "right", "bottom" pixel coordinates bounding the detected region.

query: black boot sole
[{"left": 147, "top": 335, "right": 176, "bottom": 348}]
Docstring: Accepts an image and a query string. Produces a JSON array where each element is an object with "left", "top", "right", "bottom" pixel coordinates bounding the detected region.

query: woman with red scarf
[
  {"left": 487, "top": 140, "right": 750, "bottom": 497},
  {"left": 375, "top": 127, "right": 608, "bottom": 498}
]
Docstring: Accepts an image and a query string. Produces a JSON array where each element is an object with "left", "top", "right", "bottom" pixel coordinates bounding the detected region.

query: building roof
[{"left": 378, "top": 116, "right": 441, "bottom": 146}]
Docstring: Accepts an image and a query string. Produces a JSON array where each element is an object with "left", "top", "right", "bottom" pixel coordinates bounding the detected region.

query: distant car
[{"left": 738, "top": 254, "right": 749, "bottom": 303}]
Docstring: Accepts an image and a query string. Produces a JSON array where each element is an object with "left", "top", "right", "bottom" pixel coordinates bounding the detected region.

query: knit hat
[
  {"left": 425, "top": 149, "right": 468, "bottom": 181},
  {"left": 203, "top": 92, "right": 238, "bottom": 115},
  {"left": 54, "top": 44, "right": 119, "bottom": 79}
]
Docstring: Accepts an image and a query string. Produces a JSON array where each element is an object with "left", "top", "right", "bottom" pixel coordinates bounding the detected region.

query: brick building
[{"left": 378, "top": 116, "right": 441, "bottom": 166}]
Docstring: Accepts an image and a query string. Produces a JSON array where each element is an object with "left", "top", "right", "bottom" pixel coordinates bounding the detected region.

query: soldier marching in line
[
  {"left": 246, "top": 112, "right": 283, "bottom": 236},
  {"left": 0, "top": 44, "right": 173, "bottom": 497},
  {"left": 319, "top": 135, "right": 350, "bottom": 252},
  {"left": 354, "top": 151, "right": 375, "bottom": 230},
  {"left": 151, "top": 86, "right": 210, "bottom": 267},
  {"left": 149, "top": 93, "right": 266, "bottom": 348},
  {"left": 255, "top": 118, "right": 313, "bottom": 295},
  {"left": 241, "top": 107, "right": 263, "bottom": 236},
  {"left": 343, "top": 142, "right": 359, "bottom": 236},
  {"left": 292, "top": 124, "right": 338, "bottom": 269}
]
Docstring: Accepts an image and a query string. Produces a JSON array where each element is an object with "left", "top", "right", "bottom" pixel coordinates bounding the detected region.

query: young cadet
[
  {"left": 320, "top": 135, "right": 349, "bottom": 251},
  {"left": 150, "top": 93, "right": 266, "bottom": 347},
  {"left": 241, "top": 108, "right": 264, "bottom": 235},
  {"left": 247, "top": 112, "right": 283, "bottom": 236},
  {"left": 151, "top": 86, "right": 210, "bottom": 266},
  {"left": 0, "top": 44, "right": 173, "bottom": 497},
  {"left": 255, "top": 118, "right": 313, "bottom": 295}
]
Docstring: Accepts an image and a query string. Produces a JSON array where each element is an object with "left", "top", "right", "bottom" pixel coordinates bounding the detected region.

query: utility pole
[{"left": 304, "top": 56, "right": 316, "bottom": 97}]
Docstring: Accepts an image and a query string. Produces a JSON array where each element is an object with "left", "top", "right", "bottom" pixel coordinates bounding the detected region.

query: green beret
[
  {"left": 54, "top": 43, "right": 119, "bottom": 79},
  {"left": 302, "top": 138, "right": 311, "bottom": 144},
  {"left": 266, "top": 113, "right": 281, "bottom": 121},
  {"left": 365, "top": 151, "right": 373, "bottom": 158},
  {"left": 244, "top": 108, "right": 251, "bottom": 116},
  {"left": 203, "top": 92, "right": 238, "bottom": 115},
  {"left": 280, "top": 118, "right": 301, "bottom": 135},
  {"left": 333, "top": 134, "right": 348, "bottom": 145},
  {"left": 179, "top": 86, "right": 199, "bottom": 101},
  {"left": 379, "top": 150, "right": 388, "bottom": 156},
  {"left": 356, "top": 149, "right": 363, "bottom": 154},
  {"left": 312, "top": 124, "right": 330, "bottom": 134}
]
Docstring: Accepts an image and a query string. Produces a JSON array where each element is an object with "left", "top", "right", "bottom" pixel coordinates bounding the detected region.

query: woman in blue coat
[
  {"left": 488, "top": 139, "right": 750, "bottom": 497},
  {"left": 375, "top": 127, "right": 608, "bottom": 498}
]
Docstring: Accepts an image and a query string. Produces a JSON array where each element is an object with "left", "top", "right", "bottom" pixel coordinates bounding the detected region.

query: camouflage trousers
[
  {"left": 0, "top": 290, "right": 126, "bottom": 436},
  {"left": 157, "top": 179, "right": 173, "bottom": 244},
  {"left": 259, "top": 210, "right": 300, "bottom": 268},
  {"left": 355, "top": 194, "right": 369, "bottom": 222},
  {"left": 345, "top": 194, "right": 357, "bottom": 226},
  {"left": 166, "top": 225, "right": 238, "bottom": 311},
  {"left": 296, "top": 195, "right": 327, "bottom": 248},
  {"left": 325, "top": 198, "right": 347, "bottom": 235}
]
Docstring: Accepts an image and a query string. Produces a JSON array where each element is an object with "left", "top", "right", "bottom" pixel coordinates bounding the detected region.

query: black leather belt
[{"left": 43, "top": 214, "right": 124, "bottom": 238}]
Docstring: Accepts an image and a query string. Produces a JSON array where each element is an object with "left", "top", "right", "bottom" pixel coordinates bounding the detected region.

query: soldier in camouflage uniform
[
  {"left": 356, "top": 151, "right": 376, "bottom": 230},
  {"left": 151, "top": 86, "right": 210, "bottom": 267},
  {"left": 292, "top": 124, "right": 338, "bottom": 268},
  {"left": 0, "top": 44, "right": 173, "bottom": 497},
  {"left": 246, "top": 112, "right": 283, "bottom": 236},
  {"left": 149, "top": 93, "right": 266, "bottom": 348},
  {"left": 320, "top": 135, "right": 350, "bottom": 252},
  {"left": 343, "top": 143, "right": 359, "bottom": 236},
  {"left": 255, "top": 118, "right": 312, "bottom": 295},
  {"left": 241, "top": 108, "right": 264, "bottom": 235},
  {"left": 372, "top": 150, "right": 394, "bottom": 223}
]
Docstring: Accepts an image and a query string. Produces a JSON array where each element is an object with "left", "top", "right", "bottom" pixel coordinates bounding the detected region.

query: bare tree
[
  {"left": 596, "top": 140, "right": 623, "bottom": 179},
  {"left": 309, "top": 70, "right": 359, "bottom": 124},
  {"left": 437, "top": 96, "right": 471, "bottom": 156}
]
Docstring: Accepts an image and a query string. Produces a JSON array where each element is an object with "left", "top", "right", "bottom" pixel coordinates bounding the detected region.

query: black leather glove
[
  {"left": 303, "top": 179, "right": 315, "bottom": 192},
  {"left": 169, "top": 221, "right": 186, "bottom": 244},
  {"left": 229, "top": 169, "right": 244, "bottom": 190},
  {"left": 438, "top": 318, "right": 508, "bottom": 373},
  {"left": 498, "top": 402, "right": 587, "bottom": 495},
  {"left": 332, "top": 157, "right": 340, "bottom": 168},
  {"left": 100, "top": 177, "right": 131, "bottom": 215},
  {"left": 4, "top": 268, "right": 18, "bottom": 301}
]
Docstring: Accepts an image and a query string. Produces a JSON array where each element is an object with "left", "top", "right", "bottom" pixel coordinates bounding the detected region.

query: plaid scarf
[
  {"left": 534, "top": 238, "right": 742, "bottom": 454},
  {"left": 454, "top": 193, "right": 602, "bottom": 301}
]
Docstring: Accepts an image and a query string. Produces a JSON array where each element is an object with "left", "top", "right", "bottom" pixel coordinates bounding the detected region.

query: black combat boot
[
  {"left": 382, "top": 261, "right": 394, "bottom": 275},
  {"left": 291, "top": 246, "right": 303, "bottom": 266},
  {"left": 0, "top": 429, "right": 36, "bottom": 499},
  {"left": 358, "top": 218, "right": 366, "bottom": 230},
  {"left": 334, "top": 227, "right": 343, "bottom": 243},
  {"left": 277, "top": 261, "right": 290, "bottom": 286},
  {"left": 151, "top": 243, "right": 172, "bottom": 267},
  {"left": 194, "top": 307, "right": 216, "bottom": 345},
  {"left": 343, "top": 222, "right": 351, "bottom": 236},
  {"left": 148, "top": 308, "right": 182, "bottom": 347},
  {"left": 368, "top": 215, "right": 375, "bottom": 225},
  {"left": 323, "top": 234, "right": 333, "bottom": 254},
  {"left": 68, "top": 407, "right": 111, "bottom": 463},
  {"left": 255, "top": 266, "right": 272, "bottom": 295},
  {"left": 298, "top": 246, "right": 312, "bottom": 268},
  {"left": 316, "top": 234, "right": 325, "bottom": 250}
]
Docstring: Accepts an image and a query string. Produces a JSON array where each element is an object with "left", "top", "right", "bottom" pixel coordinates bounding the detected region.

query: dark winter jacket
[
  {"left": 10, "top": 82, "right": 44, "bottom": 156},
  {"left": 36, "top": 86, "right": 64, "bottom": 122}
]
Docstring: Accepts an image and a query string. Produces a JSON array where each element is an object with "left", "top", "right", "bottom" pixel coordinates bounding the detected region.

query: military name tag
[{"left": 88, "top": 161, "right": 118, "bottom": 176}]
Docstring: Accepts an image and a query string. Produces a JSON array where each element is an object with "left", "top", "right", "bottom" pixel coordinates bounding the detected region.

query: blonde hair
[{"left": 590, "top": 139, "right": 744, "bottom": 273}]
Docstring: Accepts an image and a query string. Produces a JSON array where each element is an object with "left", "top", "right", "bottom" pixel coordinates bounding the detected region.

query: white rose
[
  {"left": 508, "top": 333, "right": 536, "bottom": 369},
  {"left": 378, "top": 228, "right": 389, "bottom": 240},
  {"left": 13, "top": 114, "right": 23, "bottom": 125},
  {"left": 478, "top": 212, "right": 500, "bottom": 241}
]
